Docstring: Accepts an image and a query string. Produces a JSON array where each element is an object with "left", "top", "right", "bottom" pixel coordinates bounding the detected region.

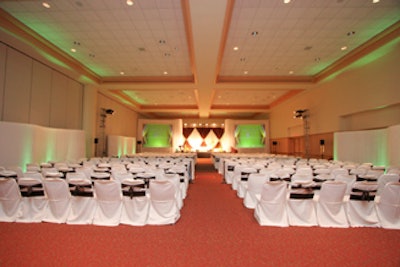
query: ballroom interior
[{"left": 0, "top": 0, "right": 399, "bottom": 168}]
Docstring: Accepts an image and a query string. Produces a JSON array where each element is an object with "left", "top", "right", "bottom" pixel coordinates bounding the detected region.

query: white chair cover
[
  {"left": 287, "top": 193, "right": 317, "bottom": 227},
  {"left": 375, "top": 182, "right": 400, "bottom": 229},
  {"left": 93, "top": 180, "right": 122, "bottom": 226},
  {"left": 67, "top": 179, "right": 96, "bottom": 225},
  {"left": 291, "top": 173, "right": 314, "bottom": 186},
  {"left": 377, "top": 173, "right": 399, "bottom": 196},
  {"left": 167, "top": 164, "right": 189, "bottom": 199},
  {"left": 43, "top": 178, "right": 71, "bottom": 223},
  {"left": 161, "top": 173, "right": 183, "bottom": 209},
  {"left": 232, "top": 166, "right": 257, "bottom": 191},
  {"left": 224, "top": 161, "right": 237, "bottom": 184},
  {"left": 331, "top": 168, "right": 349, "bottom": 178},
  {"left": 254, "top": 181, "right": 288, "bottom": 227},
  {"left": 147, "top": 180, "right": 180, "bottom": 225},
  {"left": 334, "top": 174, "right": 356, "bottom": 195},
  {"left": 0, "top": 178, "right": 22, "bottom": 222},
  {"left": 120, "top": 179, "right": 149, "bottom": 226},
  {"left": 17, "top": 177, "right": 47, "bottom": 223},
  {"left": 113, "top": 172, "right": 134, "bottom": 183},
  {"left": 346, "top": 182, "right": 380, "bottom": 227},
  {"left": 315, "top": 181, "right": 348, "bottom": 228},
  {"left": 243, "top": 173, "right": 270, "bottom": 209}
]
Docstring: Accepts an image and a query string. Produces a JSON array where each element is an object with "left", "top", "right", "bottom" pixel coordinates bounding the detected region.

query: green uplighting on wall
[
  {"left": 322, "top": 37, "right": 400, "bottom": 82},
  {"left": 123, "top": 91, "right": 148, "bottom": 105}
]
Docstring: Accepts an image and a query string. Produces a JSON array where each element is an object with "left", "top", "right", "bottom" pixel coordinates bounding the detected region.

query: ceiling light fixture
[
  {"left": 120, "top": 71, "right": 125, "bottom": 75},
  {"left": 233, "top": 46, "right": 239, "bottom": 51},
  {"left": 284, "top": 0, "right": 291, "bottom": 3},
  {"left": 163, "top": 71, "right": 168, "bottom": 75},
  {"left": 42, "top": 2, "right": 50, "bottom": 8},
  {"left": 70, "top": 48, "right": 76, "bottom": 53},
  {"left": 244, "top": 71, "right": 248, "bottom": 75},
  {"left": 341, "top": 46, "right": 348, "bottom": 51},
  {"left": 372, "top": 0, "right": 380, "bottom": 3},
  {"left": 289, "top": 70, "right": 294, "bottom": 75},
  {"left": 126, "top": 0, "right": 134, "bottom": 6}
]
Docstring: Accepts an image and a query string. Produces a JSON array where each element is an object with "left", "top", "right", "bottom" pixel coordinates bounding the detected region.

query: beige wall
[
  {"left": 95, "top": 93, "right": 139, "bottom": 157},
  {"left": 270, "top": 39, "right": 400, "bottom": 138},
  {"left": 0, "top": 43, "right": 84, "bottom": 129}
]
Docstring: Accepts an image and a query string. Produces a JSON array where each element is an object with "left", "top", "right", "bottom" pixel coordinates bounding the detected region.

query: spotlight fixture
[
  {"left": 101, "top": 108, "right": 114, "bottom": 116},
  {"left": 293, "top": 109, "right": 309, "bottom": 119},
  {"left": 105, "top": 109, "right": 114, "bottom": 115},
  {"left": 126, "top": 0, "right": 134, "bottom": 6}
]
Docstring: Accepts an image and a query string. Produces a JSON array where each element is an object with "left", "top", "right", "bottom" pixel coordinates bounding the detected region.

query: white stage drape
[
  {"left": 334, "top": 124, "right": 400, "bottom": 167},
  {"left": 0, "top": 121, "right": 85, "bottom": 169}
]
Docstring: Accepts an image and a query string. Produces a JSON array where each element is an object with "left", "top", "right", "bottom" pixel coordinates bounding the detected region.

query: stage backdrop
[
  {"left": 137, "top": 119, "right": 183, "bottom": 153},
  {"left": 222, "top": 119, "right": 270, "bottom": 153}
]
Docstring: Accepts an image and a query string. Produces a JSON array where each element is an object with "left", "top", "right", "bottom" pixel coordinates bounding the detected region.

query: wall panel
[
  {"left": 49, "top": 71, "right": 68, "bottom": 128},
  {"left": 30, "top": 61, "right": 52, "bottom": 126},
  {"left": 3, "top": 48, "right": 32, "bottom": 123},
  {"left": 66, "top": 79, "right": 83, "bottom": 129},
  {"left": 0, "top": 43, "right": 6, "bottom": 120}
]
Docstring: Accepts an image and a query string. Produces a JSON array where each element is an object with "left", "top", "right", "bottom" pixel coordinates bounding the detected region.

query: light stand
[
  {"left": 98, "top": 108, "right": 114, "bottom": 157},
  {"left": 293, "top": 109, "right": 310, "bottom": 160},
  {"left": 320, "top": 139, "right": 325, "bottom": 159}
]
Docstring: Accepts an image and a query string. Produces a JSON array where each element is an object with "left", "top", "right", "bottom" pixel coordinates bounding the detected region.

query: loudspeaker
[
  {"left": 320, "top": 139, "right": 325, "bottom": 145},
  {"left": 272, "top": 141, "right": 278, "bottom": 145},
  {"left": 94, "top": 138, "right": 98, "bottom": 144},
  {"left": 137, "top": 140, "right": 142, "bottom": 145}
]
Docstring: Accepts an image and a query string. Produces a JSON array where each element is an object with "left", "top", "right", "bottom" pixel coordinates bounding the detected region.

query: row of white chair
[
  {"left": 0, "top": 177, "right": 182, "bottom": 226},
  {"left": 253, "top": 180, "right": 400, "bottom": 229}
]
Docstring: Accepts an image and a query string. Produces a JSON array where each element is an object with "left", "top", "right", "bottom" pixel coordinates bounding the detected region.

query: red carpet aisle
[{"left": 0, "top": 158, "right": 399, "bottom": 266}]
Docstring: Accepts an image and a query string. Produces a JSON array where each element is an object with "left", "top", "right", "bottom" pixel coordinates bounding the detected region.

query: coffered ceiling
[{"left": 0, "top": 0, "right": 399, "bottom": 119}]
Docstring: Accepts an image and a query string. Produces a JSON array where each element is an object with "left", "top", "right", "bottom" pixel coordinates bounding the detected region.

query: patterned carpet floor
[{"left": 0, "top": 158, "right": 399, "bottom": 266}]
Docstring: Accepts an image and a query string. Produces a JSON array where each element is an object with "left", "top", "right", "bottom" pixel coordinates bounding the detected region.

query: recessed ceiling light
[
  {"left": 289, "top": 70, "right": 294, "bottom": 75},
  {"left": 372, "top": 0, "right": 380, "bottom": 3},
  {"left": 244, "top": 71, "right": 248, "bottom": 75},
  {"left": 120, "top": 71, "right": 125, "bottom": 75},
  {"left": 42, "top": 2, "right": 50, "bottom": 8},
  {"left": 284, "top": 0, "right": 291, "bottom": 3},
  {"left": 163, "top": 71, "right": 168, "bottom": 75},
  {"left": 70, "top": 48, "right": 76, "bottom": 53},
  {"left": 341, "top": 46, "right": 348, "bottom": 51},
  {"left": 233, "top": 46, "right": 239, "bottom": 51},
  {"left": 126, "top": 0, "right": 134, "bottom": 6}
]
